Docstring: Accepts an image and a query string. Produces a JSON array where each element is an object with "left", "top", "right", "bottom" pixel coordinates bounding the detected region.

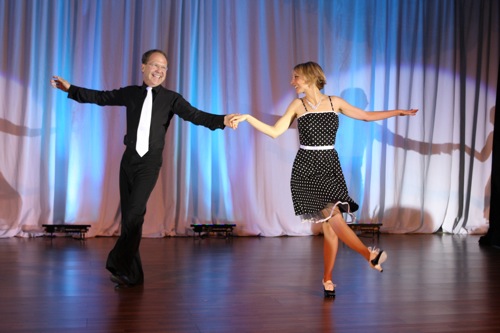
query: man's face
[{"left": 142, "top": 52, "right": 168, "bottom": 87}]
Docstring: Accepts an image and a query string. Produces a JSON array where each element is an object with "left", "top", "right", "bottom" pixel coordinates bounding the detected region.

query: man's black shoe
[{"left": 110, "top": 274, "right": 133, "bottom": 288}]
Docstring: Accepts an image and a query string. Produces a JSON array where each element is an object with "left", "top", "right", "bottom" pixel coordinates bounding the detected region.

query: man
[{"left": 51, "top": 49, "right": 236, "bottom": 288}]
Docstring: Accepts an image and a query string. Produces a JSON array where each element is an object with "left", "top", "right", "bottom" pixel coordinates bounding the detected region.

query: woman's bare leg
[
  {"left": 322, "top": 222, "right": 338, "bottom": 282},
  {"left": 322, "top": 206, "right": 387, "bottom": 272},
  {"left": 326, "top": 207, "right": 370, "bottom": 261}
]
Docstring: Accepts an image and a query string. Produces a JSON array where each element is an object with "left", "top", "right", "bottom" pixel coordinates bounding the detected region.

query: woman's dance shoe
[
  {"left": 368, "top": 247, "right": 387, "bottom": 272},
  {"left": 322, "top": 279, "right": 336, "bottom": 297}
]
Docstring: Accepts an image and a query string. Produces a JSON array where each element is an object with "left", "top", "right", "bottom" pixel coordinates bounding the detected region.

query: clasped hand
[
  {"left": 224, "top": 114, "right": 248, "bottom": 130},
  {"left": 228, "top": 114, "right": 248, "bottom": 129}
]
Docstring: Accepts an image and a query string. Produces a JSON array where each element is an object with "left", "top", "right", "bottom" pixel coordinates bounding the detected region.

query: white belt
[{"left": 300, "top": 145, "right": 335, "bottom": 150}]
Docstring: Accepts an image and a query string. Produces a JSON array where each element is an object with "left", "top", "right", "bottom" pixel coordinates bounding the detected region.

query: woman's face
[{"left": 290, "top": 70, "right": 309, "bottom": 94}]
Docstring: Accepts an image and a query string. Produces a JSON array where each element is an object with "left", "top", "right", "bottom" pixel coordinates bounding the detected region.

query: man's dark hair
[{"left": 141, "top": 49, "right": 167, "bottom": 64}]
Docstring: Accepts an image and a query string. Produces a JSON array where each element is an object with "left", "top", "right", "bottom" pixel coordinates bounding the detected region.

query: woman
[{"left": 231, "top": 61, "right": 418, "bottom": 297}]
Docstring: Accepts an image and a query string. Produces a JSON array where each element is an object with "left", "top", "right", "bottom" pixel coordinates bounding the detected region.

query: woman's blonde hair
[{"left": 293, "top": 61, "right": 327, "bottom": 90}]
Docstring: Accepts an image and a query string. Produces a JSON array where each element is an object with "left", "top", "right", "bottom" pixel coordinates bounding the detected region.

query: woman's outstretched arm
[
  {"left": 333, "top": 96, "right": 418, "bottom": 121},
  {"left": 231, "top": 99, "right": 301, "bottom": 138}
]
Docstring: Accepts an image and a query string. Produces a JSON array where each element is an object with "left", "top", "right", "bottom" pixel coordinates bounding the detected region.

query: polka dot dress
[{"left": 290, "top": 97, "right": 359, "bottom": 223}]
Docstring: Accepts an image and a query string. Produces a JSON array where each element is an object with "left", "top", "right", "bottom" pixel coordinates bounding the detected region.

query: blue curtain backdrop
[{"left": 0, "top": 0, "right": 498, "bottom": 237}]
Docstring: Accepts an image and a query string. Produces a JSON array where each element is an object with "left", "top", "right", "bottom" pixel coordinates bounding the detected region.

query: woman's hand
[
  {"left": 399, "top": 109, "right": 419, "bottom": 116},
  {"left": 230, "top": 114, "right": 249, "bottom": 129}
]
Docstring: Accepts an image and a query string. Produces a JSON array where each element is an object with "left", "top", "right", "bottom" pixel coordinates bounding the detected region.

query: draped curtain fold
[{"left": 0, "top": 0, "right": 498, "bottom": 237}]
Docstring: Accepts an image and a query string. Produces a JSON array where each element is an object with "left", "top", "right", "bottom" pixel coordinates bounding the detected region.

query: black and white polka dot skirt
[{"left": 290, "top": 148, "right": 358, "bottom": 223}]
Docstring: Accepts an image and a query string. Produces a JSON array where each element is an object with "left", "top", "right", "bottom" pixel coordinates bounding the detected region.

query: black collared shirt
[{"left": 67, "top": 83, "right": 226, "bottom": 153}]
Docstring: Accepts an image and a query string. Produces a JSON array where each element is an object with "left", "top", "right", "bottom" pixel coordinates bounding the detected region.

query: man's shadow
[
  {"left": 0, "top": 119, "right": 42, "bottom": 232},
  {"left": 462, "top": 106, "right": 494, "bottom": 225}
]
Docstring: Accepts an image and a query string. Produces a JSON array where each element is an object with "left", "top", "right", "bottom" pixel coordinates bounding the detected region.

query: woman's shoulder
[
  {"left": 289, "top": 98, "right": 306, "bottom": 117},
  {"left": 286, "top": 98, "right": 306, "bottom": 111},
  {"left": 327, "top": 95, "right": 345, "bottom": 110},
  {"left": 327, "top": 95, "right": 341, "bottom": 103}
]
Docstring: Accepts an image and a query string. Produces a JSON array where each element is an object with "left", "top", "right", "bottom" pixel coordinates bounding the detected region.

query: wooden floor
[{"left": 0, "top": 233, "right": 499, "bottom": 333}]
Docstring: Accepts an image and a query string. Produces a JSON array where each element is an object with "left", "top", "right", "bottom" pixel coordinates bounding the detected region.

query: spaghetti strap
[
  {"left": 300, "top": 98, "right": 309, "bottom": 112},
  {"left": 328, "top": 96, "right": 334, "bottom": 111}
]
